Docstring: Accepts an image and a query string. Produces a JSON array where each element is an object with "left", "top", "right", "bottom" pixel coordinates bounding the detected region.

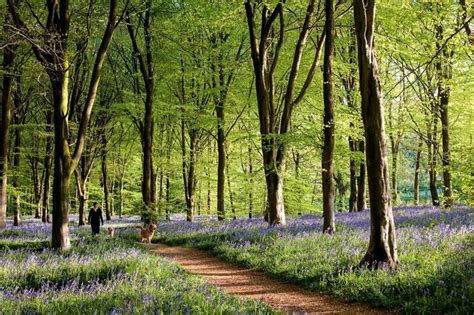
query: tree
[
  {"left": 244, "top": 0, "right": 325, "bottom": 225},
  {"left": 125, "top": 0, "right": 156, "bottom": 223},
  {"left": 353, "top": 0, "right": 398, "bottom": 268},
  {"left": 0, "top": 9, "right": 17, "bottom": 228},
  {"left": 8, "top": 0, "right": 122, "bottom": 249},
  {"left": 322, "top": 0, "right": 336, "bottom": 233}
]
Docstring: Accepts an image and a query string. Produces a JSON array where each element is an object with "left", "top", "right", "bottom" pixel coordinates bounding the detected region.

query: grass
[
  {"left": 155, "top": 206, "right": 474, "bottom": 314},
  {"left": 0, "top": 223, "right": 274, "bottom": 314}
]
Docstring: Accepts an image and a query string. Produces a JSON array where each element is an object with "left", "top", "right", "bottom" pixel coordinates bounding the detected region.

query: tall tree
[
  {"left": 353, "top": 0, "right": 398, "bottom": 268},
  {"left": 0, "top": 9, "right": 17, "bottom": 228},
  {"left": 210, "top": 34, "right": 243, "bottom": 221},
  {"left": 8, "top": 0, "right": 121, "bottom": 249},
  {"left": 244, "top": 0, "right": 325, "bottom": 225},
  {"left": 322, "top": 0, "right": 336, "bottom": 233},
  {"left": 125, "top": 0, "right": 156, "bottom": 223},
  {"left": 435, "top": 22, "right": 453, "bottom": 208}
]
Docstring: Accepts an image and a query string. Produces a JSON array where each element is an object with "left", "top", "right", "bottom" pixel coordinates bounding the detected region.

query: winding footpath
[{"left": 149, "top": 243, "right": 389, "bottom": 314}]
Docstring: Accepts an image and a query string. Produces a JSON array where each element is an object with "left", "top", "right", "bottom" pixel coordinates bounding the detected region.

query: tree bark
[
  {"left": 354, "top": 0, "right": 398, "bottom": 268},
  {"left": 0, "top": 18, "right": 16, "bottom": 228},
  {"left": 12, "top": 113, "right": 21, "bottom": 226},
  {"left": 31, "top": 156, "right": 42, "bottom": 219},
  {"left": 349, "top": 139, "right": 358, "bottom": 212},
  {"left": 414, "top": 138, "right": 422, "bottom": 206},
  {"left": 248, "top": 144, "right": 253, "bottom": 219},
  {"left": 435, "top": 24, "right": 453, "bottom": 208},
  {"left": 225, "top": 146, "right": 236, "bottom": 220},
  {"left": 126, "top": 2, "right": 155, "bottom": 223},
  {"left": 322, "top": 0, "right": 336, "bottom": 233},
  {"left": 390, "top": 142, "right": 399, "bottom": 205},
  {"left": 119, "top": 172, "right": 124, "bottom": 218},
  {"left": 357, "top": 140, "right": 366, "bottom": 211},
  {"left": 101, "top": 136, "right": 111, "bottom": 220},
  {"left": 158, "top": 168, "right": 163, "bottom": 216},
  {"left": 216, "top": 107, "right": 225, "bottom": 220},
  {"left": 41, "top": 110, "right": 53, "bottom": 223},
  {"left": 427, "top": 103, "right": 440, "bottom": 206}
]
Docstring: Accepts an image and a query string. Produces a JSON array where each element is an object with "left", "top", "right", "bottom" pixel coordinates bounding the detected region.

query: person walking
[{"left": 88, "top": 202, "right": 104, "bottom": 235}]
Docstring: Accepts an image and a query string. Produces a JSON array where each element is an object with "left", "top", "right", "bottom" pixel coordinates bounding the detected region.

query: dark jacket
[{"left": 88, "top": 208, "right": 104, "bottom": 226}]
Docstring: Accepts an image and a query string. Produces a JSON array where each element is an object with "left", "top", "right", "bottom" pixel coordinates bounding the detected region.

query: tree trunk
[
  {"left": 349, "top": 139, "right": 358, "bottom": 212},
  {"left": 354, "top": 0, "right": 397, "bottom": 268},
  {"left": 225, "top": 146, "right": 236, "bottom": 220},
  {"left": 42, "top": 111, "right": 53, "bottom": 223},
  {"left": 78, "top": 192, "right": 87, "bottom": 226},
  {"left": 126, "top": 4, "right": 155, "bottom": 224},
  {"left": 51, "top": 79, "right": 72, "bottom": 250},
  {"left": 390, "top": 143, "right": 399, "bottom": 205},
  {"left": 207, "top": 144, "right": 212, "bottom": 215},
  {"left": 32, "top": 157, "right": 42, "bottom": 218},
  {"left": 0, "top": 26, "right": 15, "bottom": 228},
  {"left": 357, "top": 140, "right": 366, "bottom": 211},
  {"left": 119, "top": 172, "right": 124, "bottom": 218},
  {"left": 158, "top": 168, "right": 163, "bottom": 216},
  {"left": 12, "top": 84, "right": 22, "bottom": 226},
  {"left": 216, "top": 100, "right": 226, "bottom": 220},
  {"left": 322, "top": 0, "right": 336, "bottom": 233},
  {"left": 414, "top": 139, "right": 422, "bottom": 206},
  {"left": 435, "top": 24, "right": 453, "bottom": 208},
  {"left": 185, "top": 133, "right": 197, "bottom": 222},
  {"left": 265, "top": 165, "right": 286, "bottom": 225},
  {"left": 248, "top": 144, "right": 253, "bottom": 219},
  {"left": 427, "top": 106, "right": 440, "bottom": 206},
  {"left": 101, "top": 138, "right": 111, "bottom": 220},
  {"left": 165, "top": 172, "right": 170, "bottom": 221}
]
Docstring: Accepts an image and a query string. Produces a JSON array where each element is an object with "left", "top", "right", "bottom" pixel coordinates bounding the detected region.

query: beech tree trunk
[
  {"left": 42, "top": 111, "right": 53, "bottom": 223},
  {"left": 390, "top": 143, "right": 399, "bottom": 205},
  {"left": 12, "top": 116, "right": 22, "bottom": 226},
  {"left": 414, "top": 139, "right": 422, "bottom": 205},
  {"left": 225, "top": 146, "right": 236, "bottom": 220},
  {"left": 78, "top": 192, "right": 87, "bottom": 226},
  {"left": 31, "top": 156, "right": 42, "bottom": 219},
  {"left": 248, "top": 144, "right": 253, "bottom": 219},
  {"left": 158, "top": 169, "right": 163, "bottom": 216},
  {"left": 357, "top": 140, "right": 366, "bottom": 211},
  {"left": 322, "top": 0, "right": 336, "bottom": 233},
  {"left": 0, "top": 22, "right": 16, "bottom": 228},
  {"left": 435, "top": 24, "right": 453, "bottom": 208},
  {"left": 349, "top": 139, "right": 358, "bottom": 212},
  {"left": 427, "top": 104, "right": 440, "bottom": 206},
  {"left": 388, "top": 103, "right": 401, "bottom": 206},
  {"left": 216, "top": 110, "right": 225, "bottom": 220},
  {"left": 126, "top": 1, "right": 155, "bottom": 223},
  {"left": 50, "top": 79, "right": 72, "bottom": 249},
  {"left": 119, "top": 172, "right": 124, "bottom": 218},
  {"left": 101, "top": 136, "right": 111, "bottom": 220},
  {"left": 165, "top": 173, "right": 170, "bottom": 221},
  {"left": 354, "top": 0, "right": 398, "bottom": 268}
]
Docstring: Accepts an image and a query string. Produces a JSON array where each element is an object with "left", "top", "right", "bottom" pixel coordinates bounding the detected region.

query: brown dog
[
  {"left": 137, "top": 224, "right": 157, "bottom": 243},
  {"left": 107, "top": 227, "right": 115, "bottom": 237}
]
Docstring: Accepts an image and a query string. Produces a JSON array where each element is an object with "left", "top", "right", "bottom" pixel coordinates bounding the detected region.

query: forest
[{"left": 0, "top": 0, "right": 473, "bottom": 314}]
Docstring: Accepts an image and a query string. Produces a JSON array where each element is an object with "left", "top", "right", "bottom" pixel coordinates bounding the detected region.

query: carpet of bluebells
[
  {"left": 156, "top": 206, "right": 474, "bottom": 314},
  {"left": 0, "top": 216, "right": 273, "bottom": 314}
]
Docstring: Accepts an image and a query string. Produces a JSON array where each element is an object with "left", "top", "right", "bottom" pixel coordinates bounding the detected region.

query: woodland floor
[{"left": 149, "top": 243, "right": 389, "bottom": 314}]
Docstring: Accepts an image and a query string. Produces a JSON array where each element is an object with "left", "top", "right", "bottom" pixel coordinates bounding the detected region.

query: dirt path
[{"left": 149, "top": 243, "right": 389, "bottom": 314}]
